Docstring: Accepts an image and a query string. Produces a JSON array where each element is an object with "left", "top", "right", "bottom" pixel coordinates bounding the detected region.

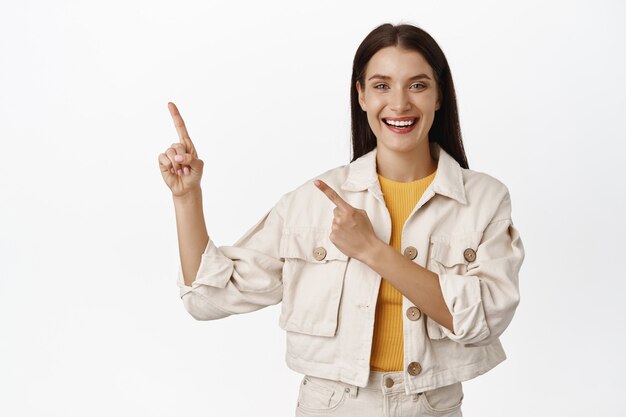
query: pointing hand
[
  {"left": 158, "top": 102, "right": 205, "bottom": 197},
  {"left": 314, "top": 179, "right": 381, "bottom": 262}
]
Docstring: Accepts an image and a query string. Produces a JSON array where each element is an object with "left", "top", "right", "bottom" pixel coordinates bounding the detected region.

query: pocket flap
[
  {"left": 430, "top": 232, "right": 482, "bottom": 267},
  {"left": 280, "top": 228, "right": 349, "bottom": 262}
]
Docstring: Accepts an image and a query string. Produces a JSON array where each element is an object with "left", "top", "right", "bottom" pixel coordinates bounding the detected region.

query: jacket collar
[{"left": 340, "top": 141, "right": 468, "bottom": 205}]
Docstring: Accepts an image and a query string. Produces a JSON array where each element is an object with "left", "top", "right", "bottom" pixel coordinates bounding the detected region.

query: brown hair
[{"left": 350, "top": 23, "right": 469, "bottom": 169}]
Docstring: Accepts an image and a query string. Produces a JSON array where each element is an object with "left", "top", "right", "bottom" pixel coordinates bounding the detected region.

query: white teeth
[{"left": 385, "top": 118, "right": 415, "bottom": 127}]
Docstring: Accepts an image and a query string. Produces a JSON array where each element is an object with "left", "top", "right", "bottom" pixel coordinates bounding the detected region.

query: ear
[
  {"left": 356, "top": 80, "right": 366, "bottom": 111},
  {"left": 435, "top": 87, "right": 442, "bottom": 111}
]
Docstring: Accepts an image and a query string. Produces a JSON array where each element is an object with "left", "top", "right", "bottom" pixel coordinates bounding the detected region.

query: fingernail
[
  {"left": 314, "top": 180, "right": 320, "bottom": 186},
  {"left": 174, "top": 155, "right": 183, "bottom": 162}
]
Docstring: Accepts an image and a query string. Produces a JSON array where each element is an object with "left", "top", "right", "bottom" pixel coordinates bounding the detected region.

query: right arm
[
  {"left": 158, "top": 102, "right": 208, "bottom": 287},
  {"left": 159, "top": 102, "right": 286, "bottom": 321},
  {"left": 173, "top": 189, "right": 208, "bottom": 287}
]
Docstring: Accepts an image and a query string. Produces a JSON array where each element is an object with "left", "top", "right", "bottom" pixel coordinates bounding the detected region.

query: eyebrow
[{"left": 367, "top": 73, "right": 432, "bottom": 81}]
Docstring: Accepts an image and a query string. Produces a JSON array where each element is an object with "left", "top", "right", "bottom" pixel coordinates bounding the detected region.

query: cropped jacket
[{"left": 176, "top": 141, "right": 525, "bottom": 394}]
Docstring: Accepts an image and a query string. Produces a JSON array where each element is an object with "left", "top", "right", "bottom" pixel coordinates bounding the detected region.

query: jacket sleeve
[
  {"left": 436, "top": 188, "right": 525, "bottom": 347},
  {"left": 175, "top": 193, "right": 288, "bottom": 321}
]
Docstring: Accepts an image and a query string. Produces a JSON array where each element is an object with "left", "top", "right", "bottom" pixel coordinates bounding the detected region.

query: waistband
[
  {"left": 363, "top": 370, "right": 410, "bottom": 394},
  {"left": 304, "top": 370, "right": 413, "bottom": 399}
]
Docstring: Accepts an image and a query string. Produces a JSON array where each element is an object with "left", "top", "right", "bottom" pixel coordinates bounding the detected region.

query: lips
[{"left": 382, "top": 117, "right": 419, "bottom": 134}]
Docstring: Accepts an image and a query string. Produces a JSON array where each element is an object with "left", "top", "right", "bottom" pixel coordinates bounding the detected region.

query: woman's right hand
[{"left": 158, "top": 102, "right": 204, "bottom": 197}]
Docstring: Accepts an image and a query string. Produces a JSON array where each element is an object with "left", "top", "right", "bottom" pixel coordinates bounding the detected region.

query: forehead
[{"left": 364, "top": 46, "right": 434, "bottom": 79}]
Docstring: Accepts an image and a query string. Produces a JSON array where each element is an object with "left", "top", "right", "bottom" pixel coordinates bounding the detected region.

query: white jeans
[{"left": 295, "top": 371, "right": 463, "bottom": 417}]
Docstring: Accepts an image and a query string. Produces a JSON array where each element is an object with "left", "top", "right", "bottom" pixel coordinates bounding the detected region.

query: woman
[{"left": 159, "top": 23, "right": 524, "bottom": 417}]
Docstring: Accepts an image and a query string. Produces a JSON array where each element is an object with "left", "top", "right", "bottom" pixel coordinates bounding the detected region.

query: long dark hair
[{"left": 350, "top": 23, "right": 469, "bottom": 169}]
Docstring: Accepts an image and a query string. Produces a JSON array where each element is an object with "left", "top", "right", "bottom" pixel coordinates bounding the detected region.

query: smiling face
[{"left": 356, "top": 46, "right": 440, "bottom": 156}]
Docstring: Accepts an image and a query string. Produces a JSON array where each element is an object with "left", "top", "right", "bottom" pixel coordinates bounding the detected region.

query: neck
[{"left": 376, "top": 142, "right": 437, "bottom": 182}]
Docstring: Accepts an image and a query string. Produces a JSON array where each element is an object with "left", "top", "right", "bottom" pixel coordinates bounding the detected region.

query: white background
[{"left": 1, "top": 0, "right": 625, "bottom": 416}]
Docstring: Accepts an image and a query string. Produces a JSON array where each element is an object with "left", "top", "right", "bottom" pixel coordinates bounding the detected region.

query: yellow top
[{"left": 369, "top": 169, "right": 437, "bottom": 372}]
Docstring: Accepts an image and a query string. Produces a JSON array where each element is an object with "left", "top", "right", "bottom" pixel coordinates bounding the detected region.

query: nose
[{"left": 389, "top": 89, "right": 411, "bottom": 113}]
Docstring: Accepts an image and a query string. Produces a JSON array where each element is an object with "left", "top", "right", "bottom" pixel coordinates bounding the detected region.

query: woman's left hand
[{"left": 314, "top": 179, "right": 382, "bottom": 263}]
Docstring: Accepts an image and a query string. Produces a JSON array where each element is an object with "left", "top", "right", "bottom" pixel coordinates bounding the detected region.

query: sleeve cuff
[
  {"left": 176, "top": 239, "right": 235, "bottom": 298},
  {"left": 437, "top": 273, "right": 490, "bottom": 345}
]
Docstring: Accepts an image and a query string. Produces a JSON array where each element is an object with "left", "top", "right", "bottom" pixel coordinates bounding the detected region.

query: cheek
[
  {"left": 363, "top": 89, "right": 380, "bottom": 104},
  {"left": 366, "top": 99, "right": 385, "bottom": 119},
  {"left": 366, "top": 113, "right": 381, "bottom": 131},
  {"left": 417, "top": 93, "right": 439, "bottom": 111}
]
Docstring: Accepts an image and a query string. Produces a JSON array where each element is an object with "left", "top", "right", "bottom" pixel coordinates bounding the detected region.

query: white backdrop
[{"left": 1, "top": 0, "right": 625, "bottom": 416}]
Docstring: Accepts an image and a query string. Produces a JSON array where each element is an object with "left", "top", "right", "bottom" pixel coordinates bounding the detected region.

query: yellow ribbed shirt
[{"left": 369, "top": 169, "right": 437, "bottom": 372}]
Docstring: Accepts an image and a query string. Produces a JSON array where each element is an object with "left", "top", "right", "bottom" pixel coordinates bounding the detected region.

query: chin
[{"left": 378, "top": 135, "right": 423, "bottom": 153}]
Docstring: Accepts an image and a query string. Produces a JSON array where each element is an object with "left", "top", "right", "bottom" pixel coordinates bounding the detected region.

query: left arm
[
  {"left": 362, "top": 240, "right": 455, "bottom": 333},
  {"left": 313, "top": 179, "right": 453, "bottom": 332},
  {"left": 314, "top": 179, "right": 524, "bottom": 347}
]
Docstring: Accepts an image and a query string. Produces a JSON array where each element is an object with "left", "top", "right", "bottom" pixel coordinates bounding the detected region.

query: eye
[
  {"left": 410, "top": 82, "right": 426, "bottom": 89},
  {"left": 374, "top": 83, "right": 389, "bottom": 90}
]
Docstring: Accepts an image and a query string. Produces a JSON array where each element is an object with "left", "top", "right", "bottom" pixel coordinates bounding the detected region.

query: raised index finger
[
  {"left": 168, "top": 102, "right": 192, "bottom": 144},
  {"left": 314, "top": 179, "right": 352, "bottom": 210}
]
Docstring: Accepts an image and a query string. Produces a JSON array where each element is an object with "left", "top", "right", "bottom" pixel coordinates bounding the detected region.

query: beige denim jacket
[{"left": 176, "top": 141, "right": 525, "bottom": 394}]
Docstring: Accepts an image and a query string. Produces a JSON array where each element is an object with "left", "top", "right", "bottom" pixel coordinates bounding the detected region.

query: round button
[
  {"left": 407, "top": 362, "right": 422, "bottom": 376},
  {"left": 403, "top": 246, "right": 418, "bottom": 260},
  {"left": 385, "top": 377, "right": 394, "bottom": 388},
  {"left": 463, "top": 248, "right": 476, "bottom": 262},
  {"left": 406, "top": 306, "right": 422, "bottom": 321},
  {"left": 313, "top": 247, "right": 327, "bottom": 261}
]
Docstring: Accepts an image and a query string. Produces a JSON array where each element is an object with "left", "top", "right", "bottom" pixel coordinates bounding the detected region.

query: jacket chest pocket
[
  {"left": 278, "top": 228, "right": 349, "bottom": 337},
  {"left": 426, "top": 232, "right": 481, "bottom": 340}
]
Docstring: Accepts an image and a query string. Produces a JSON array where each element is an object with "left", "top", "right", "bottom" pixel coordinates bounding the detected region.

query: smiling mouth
[{"left": 383, "top": 118, "right": 418, "bottom": 129}]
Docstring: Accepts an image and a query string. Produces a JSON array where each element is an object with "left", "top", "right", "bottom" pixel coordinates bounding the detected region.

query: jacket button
[
  {"left": 406, "top": 306, "right": 422, "bottom": 321},
  {"left": 463, "top": 248, "right": 476, "bottom": 262},
  {"left": 407, "top": 361, "right": 422, "bottom": 376},
  {"left": 384, "top": 377, "right": 394, "bottom": 388},
  {"left": 313, "top": 247, "right": 327, "bottom": 261},
  {"left": 403, "top": 246, "right": 418, "bottom": 260}
]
